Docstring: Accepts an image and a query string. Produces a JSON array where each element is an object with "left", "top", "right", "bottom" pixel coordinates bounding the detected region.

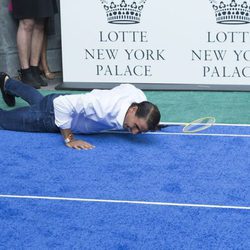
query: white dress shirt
[{"left": 53, "top": 84, "right": 147, "bottom": 134}]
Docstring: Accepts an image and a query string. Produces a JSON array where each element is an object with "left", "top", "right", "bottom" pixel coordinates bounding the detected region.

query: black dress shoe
[
  {"left": 19, "top": 68, "right": 41, "bottom": 89},
  {"left": 30, "top": 66, "right": 48, "bottom": 86},
  {"left": 0, "top": 72, "right": 15, "bottom": 107}
]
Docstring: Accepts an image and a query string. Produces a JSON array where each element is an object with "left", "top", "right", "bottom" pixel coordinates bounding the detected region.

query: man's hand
[{"left": 66, "top": 140, "right": 95, "bottom": 150}]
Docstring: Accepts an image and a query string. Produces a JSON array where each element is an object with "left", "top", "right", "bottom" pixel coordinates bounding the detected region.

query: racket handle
[{"left": 157, "top": 124, "right": 168, "bottom": 130}]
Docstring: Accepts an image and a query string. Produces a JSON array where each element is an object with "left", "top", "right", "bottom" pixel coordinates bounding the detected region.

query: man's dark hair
[{"left": 130, "top": 101, "right": 161, "bottom": 131}]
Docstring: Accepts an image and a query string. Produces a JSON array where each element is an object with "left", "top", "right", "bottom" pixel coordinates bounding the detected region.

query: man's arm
[
  {"left": 60, "top": 128, "right": 95, "bottom": 150},
  {"left": 53, "top": 95, "right": 95, "bottom": 150}
]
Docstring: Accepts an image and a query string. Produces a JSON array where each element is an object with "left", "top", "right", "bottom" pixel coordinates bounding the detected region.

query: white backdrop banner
[{"left": 60, "top": 0, "right": 250, "bottom": 88}]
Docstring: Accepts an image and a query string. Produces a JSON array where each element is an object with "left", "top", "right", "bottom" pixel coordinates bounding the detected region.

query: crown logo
[
  {"left": 100, "top": 0, "right": 147, "bottom": 24},
  {"left": 209, "top": 0, "right": 250, "bottom": 24}
]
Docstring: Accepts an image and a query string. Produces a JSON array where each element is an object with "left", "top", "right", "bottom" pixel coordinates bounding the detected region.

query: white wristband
[
  {"left": 64, "top": 137, "right": 71, "bottom": 144},
  {"left": 64, "top": 133, "right": 73, "bottom": 144}
]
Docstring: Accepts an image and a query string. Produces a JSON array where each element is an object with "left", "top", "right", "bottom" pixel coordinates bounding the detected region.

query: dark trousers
[{"left": 0, "top": 78, "right": 60, "bottom": 132}]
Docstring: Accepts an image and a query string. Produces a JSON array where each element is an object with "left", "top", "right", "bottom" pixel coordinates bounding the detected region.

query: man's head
[{"left": 123, "top": 101, "right": 161, "bottom": 134}]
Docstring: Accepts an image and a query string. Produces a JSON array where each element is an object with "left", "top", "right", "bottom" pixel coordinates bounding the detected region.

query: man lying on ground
[{"left": 0, "top": 72, "right": 161, "bottom": 150}]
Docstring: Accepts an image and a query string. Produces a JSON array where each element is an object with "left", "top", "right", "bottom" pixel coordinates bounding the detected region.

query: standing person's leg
[
  {"left": 40, "top": 31, "right": 56, "bottom": 80},
  {"left": 39, "top": 18, "right": 56, "bottom": 80},
  {"left": 30, "top": 19, "right": 47, "bottom": 86},
  {"left": 16, "top": 19, "right": 40, "bottom": 89},
  {"left": 30, "top": 19, "right": 44, "bottom": 67},
  {"left": 16, "top": 19, "right": 34, "bottom": 70}
]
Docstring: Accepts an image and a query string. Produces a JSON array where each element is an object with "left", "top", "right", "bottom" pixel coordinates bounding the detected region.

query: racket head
[{"left": 183, "top": 117, "right": 216, "bottom": 133}]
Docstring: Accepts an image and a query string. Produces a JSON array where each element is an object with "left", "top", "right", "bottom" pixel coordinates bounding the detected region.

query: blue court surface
[{"left": 0, "top": 123, "right": 249, "bottom": 249}]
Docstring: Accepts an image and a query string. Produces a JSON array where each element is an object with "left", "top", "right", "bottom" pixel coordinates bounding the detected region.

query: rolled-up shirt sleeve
[{"left": 53, "top": 95, "right": 78, "bottom": 129}]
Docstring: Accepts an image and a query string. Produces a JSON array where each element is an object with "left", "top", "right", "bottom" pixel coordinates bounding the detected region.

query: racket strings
[{"left": 183, "top": 117, "right": 216, "bottom": 133}]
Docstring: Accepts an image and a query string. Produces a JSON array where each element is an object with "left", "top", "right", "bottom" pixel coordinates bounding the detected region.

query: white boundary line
[
  {"left": 0, "top": 194, "right": 249, "bottom": 210},
  {"left": 108, "top": 130, "right": 250, "bottom": 138},
  {"left": 160, "top": 122, "right": 250, "bottom": 127},
  {"left": 151, "top": 121, "right": 250, "bottom": 137},
  {"left": 107, "top": 122, "right": 250, "bottom": 137},
  {"left": 147, "top": 132, "right": 250, "bottom": 137}
]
